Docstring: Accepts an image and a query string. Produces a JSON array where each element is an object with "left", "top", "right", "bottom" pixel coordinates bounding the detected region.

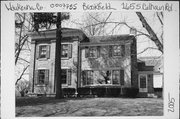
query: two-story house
[
  {"left": 77, "top": 35, "right": 138, "bottom": 97},
  {"left": 29, "top": 28, "right": 89, "bottom": 95},
  {"left": 29, "top": 28, "right": 157, "bottom": 97}
]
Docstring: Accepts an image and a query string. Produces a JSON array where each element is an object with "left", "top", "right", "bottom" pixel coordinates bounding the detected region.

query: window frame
[
  {"left": 112, "top": 70, "right": 120, "bottom": 85},
  {"left": 37, "top": 44, "right": 50, "bottom": 60},
  {"left": 61, "top": 68, "right": 72, "bottom": 86},
  {"left": 112, "top": 45, "right": 125, "bottom": 57},
  {"left": 61, "top": 43, "right": 72, "bottom": 59},
  {"left": 82, "top": 70, "right": 94, "bottom": 86},
  {"left": 85, "top": 46, "right": 98, "bottom": 58},
  {"left": 81, "top": 69, "right": 124, "bottom": 86},
  {"left": 35, "top": 69, "right": 49, "bottom": 85}
]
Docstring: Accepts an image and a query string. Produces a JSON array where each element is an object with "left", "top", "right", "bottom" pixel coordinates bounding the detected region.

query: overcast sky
[{"left": 62, "top": 11, "right": 163, "bottom": 57}]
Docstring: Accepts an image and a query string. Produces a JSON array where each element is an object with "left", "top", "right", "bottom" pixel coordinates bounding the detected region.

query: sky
[{"left": 62, "top": 11, "right": 163, "bottom": 57}]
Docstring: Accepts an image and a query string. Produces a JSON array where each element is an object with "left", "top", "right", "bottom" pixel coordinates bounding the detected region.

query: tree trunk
[
  {"left": 136, "top": 12, "right": 163, "bottom": 53},
  {"left": 55, "top": 12, "right": 63, "bottom": 99}
]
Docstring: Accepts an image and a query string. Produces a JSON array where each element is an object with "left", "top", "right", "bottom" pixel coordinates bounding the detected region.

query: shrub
[
  {"left": 63, "top": 88, "right": 75, "bottom": 97},
  {"left": 124, "top": 88, "right": 139, "bottom": 98}
]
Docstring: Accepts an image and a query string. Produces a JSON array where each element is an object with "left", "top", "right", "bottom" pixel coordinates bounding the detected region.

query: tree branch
[
  {"left": 15, "top": 65, "right": 30, "bottom": 85},
  {"left": 136, "top": 12, "right": 163, "bottom": 53},
  {"left": 137, "top": 47, "right": 159, "bottom": 55}
]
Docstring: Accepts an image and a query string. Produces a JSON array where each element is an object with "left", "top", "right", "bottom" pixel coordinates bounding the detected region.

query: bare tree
[
  {"left": 15, "top": 13, "right": 32, "bottom": 85},
  {"left": 76, "top": 12, "right": 163, "bottom": 54}
]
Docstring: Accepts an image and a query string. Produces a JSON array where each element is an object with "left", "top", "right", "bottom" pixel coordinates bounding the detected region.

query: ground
[{"left": 16, "top": 97, "right": 163, "bottom": 117}]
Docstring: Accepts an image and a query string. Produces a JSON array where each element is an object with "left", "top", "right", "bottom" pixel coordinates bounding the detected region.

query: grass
[{"left": 16, "top": 97, "right": 163, "bottom": 117}]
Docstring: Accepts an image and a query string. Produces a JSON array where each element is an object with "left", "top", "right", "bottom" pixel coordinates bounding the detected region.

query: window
[
  {"left": 38, "top": 45, "right": 50, "bottom": 59},
  {"left": 35, "top": 69, "right": 49, "bottom": 85},
  {"left": 112, "top": 70, "right": 120, "bottom": 84},
  {"left": 109, "top": 45, "right": 125, "bottom": 57},
  {"left": 113, "top": 46, "right": 121, "bottom": 56},
  {"left": 87, "top": 71, "right": 93, "bottom": 85},
  {"left": 61, "top": 44, "right": 72, "bottom": 58},
  {"left": 81, "top": 69, "right": 124, "bottom": 86},
  {"left": 112, "top": 45, "right": 125, "bottom": 57},
  {"left": 85, "top": 47, "right": 97, "bottom": 58},
  {"left": 82, "top": 70, "right": 93, "bottom": 85},
  {"left": 61, "top": 69, "right": 72, "bottom": 85}
]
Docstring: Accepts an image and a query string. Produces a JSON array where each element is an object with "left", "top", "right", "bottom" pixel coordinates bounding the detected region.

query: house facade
[
  {"left": 29, "top": 28, "right": 89, "bottom": 95},
  {"left": 79, "top": 36, "right": 138, "bottom": 89},
  {"left": 29, "top": 28, "right": 159, "bottom": 97}
]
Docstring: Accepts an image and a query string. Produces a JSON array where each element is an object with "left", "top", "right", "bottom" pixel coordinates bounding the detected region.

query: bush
[
  {"left": 77, "top": 87, "right": 91, "bottom": 95},
  {"left": 124, "top": 88, "right": 139, "bottom": 98},
  {"left": 63, "top": 88, "right": 75, "bottom": 97}
]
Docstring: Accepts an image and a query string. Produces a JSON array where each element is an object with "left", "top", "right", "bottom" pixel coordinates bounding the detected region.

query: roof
[
  {"left": 29, "top": 27, "right": 89, "bottom": 43},
  {"left": 138, "top": 56, "right": 163, "bottom": 72},
  {"left": 88, "top": 35, "right": 135, "bottom": 43}
]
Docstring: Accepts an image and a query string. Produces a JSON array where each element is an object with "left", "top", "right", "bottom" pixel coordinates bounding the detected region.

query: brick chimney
[{"left": 130, "top": 27, "right": 137, "bottom": 36}]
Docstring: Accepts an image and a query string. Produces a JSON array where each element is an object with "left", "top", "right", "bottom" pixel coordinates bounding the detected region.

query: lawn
[{"left": 16, "top": 97, "right": 163, "bottom": 117}]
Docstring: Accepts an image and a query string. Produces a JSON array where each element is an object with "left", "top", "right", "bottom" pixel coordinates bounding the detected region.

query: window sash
[
  {"left": 112, "top": 70, "right": 120, "bottom": 84},
  {"left": 86, "top": 47, "right": 97, "bottom": 58},
  {"left": 38, "top": 45, "right": 50, "bottom": 59},
  {"left": 139, "top": 75, "right": 147, "bottom": 88},
  {"left": 61, "top": 44, "right": 72, "bottom": 58},
  {"left": 35, "top": 69, "right": 49, "bottom": 85},
  {"left": 39, "top": 45, "right": 47, "bottom": 58},
  {"left": 61, "top": 69, "right": 71, "bottom": 85},
  {"left": 81, "top": 69, "right": 124, "bottom": 86}
]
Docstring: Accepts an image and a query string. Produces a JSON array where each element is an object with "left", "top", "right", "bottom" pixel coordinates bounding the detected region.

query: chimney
[{"left": 130, "top": 27, "right": 137, "bottom": 36}]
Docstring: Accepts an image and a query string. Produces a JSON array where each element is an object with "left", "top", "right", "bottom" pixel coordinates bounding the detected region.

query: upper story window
[
  {"left": 89, "top": 47, "right": 97, "bottom": 58},
  {"left": 110, "top": 45, "right": 125, "bottom": 57},
  {"left": 85, "top": 46, "right": 98, "bottom": 58},
  {"left": 61, "top": 44, "right": 72, "bottom": 59},
  {"left": 85, "top": 45, "right": 125, "bottom": 58},
  {"left": 37, "top": 45, "right": 50, "bottom": 59},
  {"left": 113, "top": 46, "right": 121, "bottom": 56}
]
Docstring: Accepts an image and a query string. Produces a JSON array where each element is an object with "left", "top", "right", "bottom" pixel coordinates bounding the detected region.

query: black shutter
[
  {"left": 36, "top": 45, "right": 39, "bottom": 59},
  {"left": 45, "top": 70, "right": 49, "bottom": 85},
  {"left": 120, "top": 69, "right": 124, "bottom": 85},
  {"left": 67, "top": 69, "right": 72, "bottom": 85},
  {"left": 85, "top": 47, "right": 89, "bottom": 58},
  {"left": 97, "top": 46, "right": 100, "bottom": 58},
  {"left": 68, "top": 44, "right": 72, "bottom": 58},
  {"left": 46, "top": 45, "right": 50, "bottom": 59},
  {"left": 109, "top": 45, "right": 113, "bottom": 57},
  {"left": 121, "top": 45, "right": 125, "bottom": 57},
  {"left": 34, "top": 70, "right": 39, "bottom": 85}
]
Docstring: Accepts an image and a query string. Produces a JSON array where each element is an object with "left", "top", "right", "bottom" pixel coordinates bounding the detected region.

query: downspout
[
  {"left": 32, "top": 41, "right": 37, "bottom": 93},
  {"left": 76, "top": 37, "right": 80, "bottom": 96}
]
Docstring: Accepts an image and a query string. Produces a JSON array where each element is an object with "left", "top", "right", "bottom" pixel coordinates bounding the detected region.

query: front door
[{"left": 138, "top": 74, "right": 148, "bottom": 92}]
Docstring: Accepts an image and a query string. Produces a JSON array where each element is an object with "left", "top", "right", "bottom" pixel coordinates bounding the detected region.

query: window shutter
[
  {"left": 82, "top": 71, "right": 87, "bottom": 85},
  {"left": 97, "top": 46, "right": 100, "bottom": 58},
  {"left": 85, "top": 47, "right": 89, "bottom": 58},
  {"left": 45, "top": 70, "right": 49, "bottom": 85},
  {"left": 46, "top": 45, "right": 50, "bottom": 59},
  {"left": 121, "top": 45, "right": 125, "bottom": 57},
  {"left": 68, "top": 44, "right": 72, "bottom": 58},
  {"left": 125, "top": 45, "right": 130, "bottom": 56},
  {"left": 109, "top": 45, "right": 113, "bottom": 57},
  {"left": 120, "top": 69, "right": 124, "bottom": 85},
  {"left": 34, "top": 70, "right": 39, "bottom": 85},
  {"left": 67, "top": 69, "right": 71, "bottom": 85},
  {"left": 36, "top": 45, "right": 39, "bottom": 59}
]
